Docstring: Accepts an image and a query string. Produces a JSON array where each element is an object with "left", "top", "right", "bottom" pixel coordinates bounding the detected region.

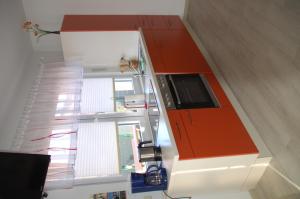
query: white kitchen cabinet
[{"left": 61, "top": 31, "right": 139, "bottom": 68}]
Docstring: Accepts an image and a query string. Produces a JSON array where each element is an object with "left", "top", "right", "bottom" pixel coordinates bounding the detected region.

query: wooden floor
[{"left": 186, "top": 0, "right": 300, "bottom": 198}]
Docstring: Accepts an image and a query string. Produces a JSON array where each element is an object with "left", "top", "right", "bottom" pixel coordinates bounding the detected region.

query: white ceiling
[{"left": 22, "top": 0, "right": 186, "bottom": 51}]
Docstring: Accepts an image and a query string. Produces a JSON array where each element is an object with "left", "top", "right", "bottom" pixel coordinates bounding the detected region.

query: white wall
[
  {"left": 0, "top": 0, "right": 33, "bottom": 150},
  {"left": 22, "top": 0, "right": 186, "bottom": 51},
  {"left": 61, "top": 31, "right": 139, "bottom": 67}
]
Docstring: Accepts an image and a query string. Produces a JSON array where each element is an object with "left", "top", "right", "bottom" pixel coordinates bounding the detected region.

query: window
[
  {"left": 48, "top": 73, "right": 148, "bottom": 182},
  {"left": 115, "top": 78, "right": 134, "bottom": 91},
  {"left": 14, "top": 61, "right": 84, "bottom": 189},
  {"left": 80, "top": 78, "right": 114, "bottom": 113},
  {"left": 75, "top": 121, "right": 119, "bottom": 178},
  {"left": 14, "top": 61, "right": 150, "bottom": 188},
  {"left": 114, "top": 78, "right": 135, "bottom": 112},
  {"left": 117, "top": 121, "right": 145, "bottom": 174},
  {"left": 79, "top": 76, "right": 141, "bottom": 113}
]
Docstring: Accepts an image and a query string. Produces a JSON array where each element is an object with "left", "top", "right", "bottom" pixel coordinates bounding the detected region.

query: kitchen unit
[{"left": 60, "top": 15, "right": 271, "bottom": 197}]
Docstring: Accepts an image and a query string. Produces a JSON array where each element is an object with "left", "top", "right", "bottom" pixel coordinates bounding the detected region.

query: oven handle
[{"left": 168, "top": 75, "right": 182, "bottom": 105}]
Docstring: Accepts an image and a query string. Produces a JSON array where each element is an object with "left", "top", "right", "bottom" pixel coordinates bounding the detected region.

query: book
[{"left": 90, "top": 191, "right": 126, "bottom": 199}]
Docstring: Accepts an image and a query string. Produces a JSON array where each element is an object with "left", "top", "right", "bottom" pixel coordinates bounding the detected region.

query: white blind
[
  {"left": 80, "top": 78, "right": 114, "bottom": 113},
  {"left": 75, "top": 122, "right": 119, "bottom": 178}
]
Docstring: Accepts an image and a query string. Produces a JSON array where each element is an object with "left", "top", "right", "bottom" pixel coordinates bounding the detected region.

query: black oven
[{"left": 156, "top": 74, "right": 219, "bottom": 109}]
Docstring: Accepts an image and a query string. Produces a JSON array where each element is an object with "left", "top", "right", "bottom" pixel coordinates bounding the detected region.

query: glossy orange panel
[
  {"left": 204, "top": 73, "right": 232, "bottom": 107},
  {"left": 144, "top": 29, "right": 212, "bottom": 73},
  {"left": 143, "top": 30, "right": 166, "bottom": 72},
  {"left": 61, "top": 15, "right": 139, "bottom": 31},
  {"left": 61, "top": 15, "right": 184, "bottom": 32},
  {"left": 165, "top": 16, "right": 186, "bottom": 30},
  {"left": 179, "top": 108, "right": 258, "bottom": 159},
  {"left": 167, "top": 110, "right": 195, "bottom": 159}
]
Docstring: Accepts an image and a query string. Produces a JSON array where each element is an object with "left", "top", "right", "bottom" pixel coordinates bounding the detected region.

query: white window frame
[
  {"left": 81, "top": 73, "right": 143, "bottom": 113},
  {"left": 73, "top": 72, "right": 152, "bottom": 185}
]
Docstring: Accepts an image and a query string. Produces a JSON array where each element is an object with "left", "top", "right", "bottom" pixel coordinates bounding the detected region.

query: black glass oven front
[{"left": 159, "top": 74, "right": 219, "bottom": 109}]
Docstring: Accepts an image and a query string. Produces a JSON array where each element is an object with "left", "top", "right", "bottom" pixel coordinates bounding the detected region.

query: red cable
[
  {"left": 36, "top": 147, "right": 77, "bottom": 152},
  {"left": 31, "top": 131, "right": 77, "bottom": 141}
]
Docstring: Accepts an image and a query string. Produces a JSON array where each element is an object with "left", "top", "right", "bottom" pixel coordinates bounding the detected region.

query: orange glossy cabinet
[
  {"left": 205, "top": 74, "right": 232, "bottom": 107},
  {"left": 142, "top": 30, "right": 165, "bottom": 71},
  {"left": 61, "top": 15, "right": 139, "bottom": 31},
  {"left": 179, "top": 108, "right": 258, "bottom": 159},
  {"left": 167, "top": 110, "right": 195, "bottom": 160},
  {"left": 165, "top": 16, "right": 186, "bottom": 29},
  {"left": 61, "top": 15, "right": 185, "bottom": 32},
  {"left": 143, "top": 29, "right": 212, "bottom": 74}
]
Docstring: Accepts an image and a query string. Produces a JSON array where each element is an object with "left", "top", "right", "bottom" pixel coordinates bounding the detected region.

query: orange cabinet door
[
  {"left": 146, "top": 29, "right": 212, "bottom": 73},
  {"left": 204, "top": 73, "right": 232, "bottom": 107},
  {"left": 61, "top": 15, "right": 139, "bottom": 31},
  {"left": 180, "top": 108, "right": 258, "bottom": 159},
  {"left": 167, "top": 110, "right": 195, "bottom": 160},
  {"left": 143, "top": 30, "right": 166, "bottom": 72}
]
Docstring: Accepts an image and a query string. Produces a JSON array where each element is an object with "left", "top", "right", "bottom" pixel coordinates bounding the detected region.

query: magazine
[{"left": 90, "top": 191, "right": 126, "bottom": 199}]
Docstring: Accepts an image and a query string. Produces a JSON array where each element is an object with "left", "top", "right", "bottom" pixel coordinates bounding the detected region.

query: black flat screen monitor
[{"left": 0, "top": 152, "right": 50, "bottom": 199}]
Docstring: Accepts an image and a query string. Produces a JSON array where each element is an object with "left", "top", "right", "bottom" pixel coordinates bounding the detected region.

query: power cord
[{"left": 163, "top": 191, "right": 191, "bottom": 199}]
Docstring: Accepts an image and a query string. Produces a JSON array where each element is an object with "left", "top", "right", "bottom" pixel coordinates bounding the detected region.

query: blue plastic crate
[{"left": 131, "top": 167, "right": 168, "bottom": 193}]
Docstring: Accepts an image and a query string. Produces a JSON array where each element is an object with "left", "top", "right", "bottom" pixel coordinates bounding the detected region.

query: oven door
[{"left": 166, "top": 74, "right": 219, "bottom": 109}]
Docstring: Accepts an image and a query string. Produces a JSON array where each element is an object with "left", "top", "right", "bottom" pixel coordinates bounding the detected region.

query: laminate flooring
[{"left": 185, "top": 0, "right": 300, "bottom": 198}]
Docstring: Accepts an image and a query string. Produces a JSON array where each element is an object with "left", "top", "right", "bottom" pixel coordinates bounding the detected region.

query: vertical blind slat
[
  {"left": 80, "top": 78, "right": 114, "bottom": 113},
  {"left": 75, "top": 122, "right": 119, "bottom": 178}
]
